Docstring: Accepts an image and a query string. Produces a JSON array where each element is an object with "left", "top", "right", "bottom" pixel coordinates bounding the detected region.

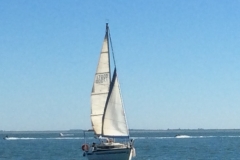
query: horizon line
[{"left": 1, "top": 128, "right": 240, "bottom": 132}]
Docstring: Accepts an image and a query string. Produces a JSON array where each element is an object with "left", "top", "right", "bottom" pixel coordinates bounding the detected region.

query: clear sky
[{"left": 1, "top": 0, "right": 240, "bottom": 131}]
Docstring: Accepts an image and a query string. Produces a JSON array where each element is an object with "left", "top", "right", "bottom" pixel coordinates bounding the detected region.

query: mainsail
[{"left": 91, "top": 25, "right": 111, "bottom": 135}]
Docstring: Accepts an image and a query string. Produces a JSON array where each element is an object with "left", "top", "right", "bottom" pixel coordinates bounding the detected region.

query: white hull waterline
[{"left": 86, "top": 148, "right": 134, "bottom": 160}]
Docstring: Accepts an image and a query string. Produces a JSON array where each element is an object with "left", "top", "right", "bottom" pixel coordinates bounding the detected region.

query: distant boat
[
  {"left": 3, "top": 135, "right": 9, "bottom": 140},
  {"left": 81, "top": 23, "right": 136, "bottom": 160},
  {"left": 59, "top": 133, "right": 74, "bottom": 137}
]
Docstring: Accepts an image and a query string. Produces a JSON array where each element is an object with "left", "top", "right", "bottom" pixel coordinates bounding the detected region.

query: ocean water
[{"left": 1, "top": 130, "right": 240, "bottom": 160}]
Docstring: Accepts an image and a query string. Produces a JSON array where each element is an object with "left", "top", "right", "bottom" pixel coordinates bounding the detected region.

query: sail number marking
[{"left": 96, "top": 74, "right": 109, "bottom": 84}]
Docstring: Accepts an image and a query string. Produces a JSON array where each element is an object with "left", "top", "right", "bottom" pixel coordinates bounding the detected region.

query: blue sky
[{"left": 1, "top": 0, "right": 240, "bottom": 131}]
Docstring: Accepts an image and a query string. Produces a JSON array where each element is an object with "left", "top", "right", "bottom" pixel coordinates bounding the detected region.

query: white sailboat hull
[{"left": 86, "top": 148, "right": 133, "bottom": 160}]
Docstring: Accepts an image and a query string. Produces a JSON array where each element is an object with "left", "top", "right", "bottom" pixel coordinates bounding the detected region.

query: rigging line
[{"left": 108, "top": 28, "right": 117, "bottom": 68}]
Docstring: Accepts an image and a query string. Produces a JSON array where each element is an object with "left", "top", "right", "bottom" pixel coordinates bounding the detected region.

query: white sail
[
  {"left": 102, "top": 69, "right": 129, "bottom": 137},
  {"left": 91, "top": 29, "right": 111, "bottom": 135}
]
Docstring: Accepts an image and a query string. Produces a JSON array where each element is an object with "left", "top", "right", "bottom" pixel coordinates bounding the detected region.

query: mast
[{"left": 106, "top": 23, "right": 111, "bottom": 81}]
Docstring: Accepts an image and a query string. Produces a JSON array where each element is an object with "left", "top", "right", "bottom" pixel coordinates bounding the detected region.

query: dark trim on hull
[
  {"left": 87, "top": 148, "right": 131, "bottom": 156},
  {"left": 92, "top": 151, "right": 127, "bottom": 155}
]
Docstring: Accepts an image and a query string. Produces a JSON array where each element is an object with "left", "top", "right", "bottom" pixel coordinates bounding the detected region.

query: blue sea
[{"left": 1, "top": 130, "right": 240, "bottom": 160}]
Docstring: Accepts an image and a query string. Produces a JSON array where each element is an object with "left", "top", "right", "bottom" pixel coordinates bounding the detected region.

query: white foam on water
[
  {"left": 131, "top": 135, "right": 240, "bottom": 140},
  {"left": 175, "top": 135, "right": 191, "bottom": 138},
  {"left": 4, "top": 137, "right": 84, "bottom": 140},
  {"left": 5, "top": 137, "right": 41, "bottom": 140}
]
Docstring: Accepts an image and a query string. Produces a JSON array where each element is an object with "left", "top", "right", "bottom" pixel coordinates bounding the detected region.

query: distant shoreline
[{"left": 1, "top": 129, "right": 240, "bottom": 133}]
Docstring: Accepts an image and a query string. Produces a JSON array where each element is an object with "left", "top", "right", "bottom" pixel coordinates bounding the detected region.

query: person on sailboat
[
  {"left": 130, "top": 139, "right": 134, "bottom": 147},
  {"left": 91, "top": 143, "right": 96, "bottom": 151},
  {"left": 106, "top": 138, "right": 113, "bottom": 143}
]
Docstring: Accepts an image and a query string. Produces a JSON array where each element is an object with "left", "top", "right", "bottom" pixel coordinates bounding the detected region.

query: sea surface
[{"left": 1, "top": 129, "right": 240, "bottom": 160}]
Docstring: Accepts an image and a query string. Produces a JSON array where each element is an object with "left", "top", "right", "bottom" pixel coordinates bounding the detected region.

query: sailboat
[{"left": 82, "top": 23, "right": 136, "bottom": 160}]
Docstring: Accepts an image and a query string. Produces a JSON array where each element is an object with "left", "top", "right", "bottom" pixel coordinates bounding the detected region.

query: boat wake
[
  {"left": 4, "top": 137, "right": 37, "bottom": 140},
  {"left": 4, "top": 137, "right": 84, "bottom": 140},
  {"left": 175, "top": 135, "right": 191, "bottom": 138}
]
